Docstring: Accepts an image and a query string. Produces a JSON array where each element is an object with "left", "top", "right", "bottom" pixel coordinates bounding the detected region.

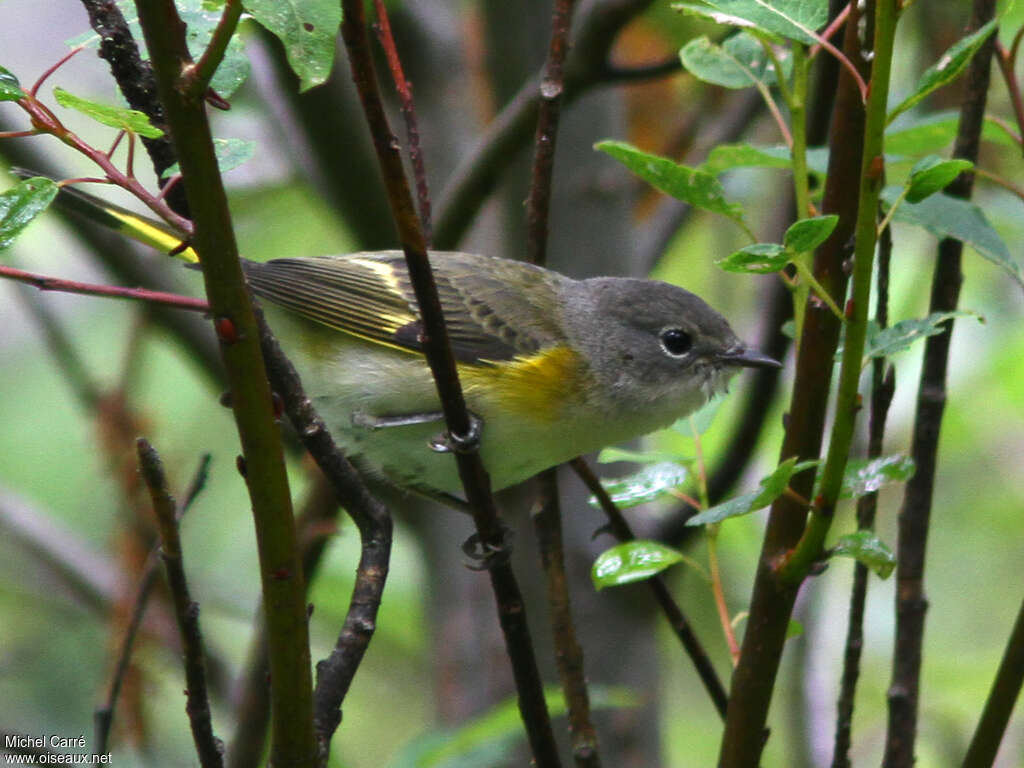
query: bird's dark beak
[{"left": 718, "top": 346, "right": 783, "bottom": 369}]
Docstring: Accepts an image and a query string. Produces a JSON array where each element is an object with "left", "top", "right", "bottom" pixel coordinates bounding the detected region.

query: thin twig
[
  {"left": 883, "top": 2, "right": 998, "bottom": 764},
  {"left": 994, "top": 41, "right": 1024, "bottom": 157},
  {"left": 136, "top": 438, "right": 223, "bottom": 768},
  {"left": 372, "top": 0, "right": 432, "bottom": 243},
  {"left": 570, "top": 458, "right": 728, "bottom": 719},
  {"left": 184, "top": 0, "right": 243, "bottom": 96},
  {"left": 0, "top": 264, "right": 210, "bottom": 312},
  {"left": 337, "top": 3, "right": 561, "bottom": 766}
]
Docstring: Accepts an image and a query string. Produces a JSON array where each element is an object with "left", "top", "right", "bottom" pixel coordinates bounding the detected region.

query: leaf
[
  {"left": 587, "top": 462, "right": 689, "bottom": 509},
  {"left": 863, "top": 311, "right": 983, "bottom": 359},
  {"left": 244, "top": 0, "right": 340, "bottom": 92},
  {"left": 687, "top": 457, "right": 818, "bottom": 525},
  {"left": 717, "top": 242, "right": 788, "bottom": 273},
  {"left": 888, "top": 19, "right": 998, "bottom": 124},
  {"left": 700, "top": 142, "right": 793, "bottom": 175},
  {"left": 161, "top": 138, "right": 256, "bottom": 178},
  {"left": 904, "top": 155, "right": 973, "bottom": 203},
  {"left": 0, "top": 177, "right": 59, "bottom": 250},
  {"left": 840, "top": 455, "right": 915, "bottom": 499},
  {"left": 592, "top": 541, "right": 691, "bottom": 590},
  {"left": 596, "top": 447, "right": 692, "bottom": 465},
  {"left": 783, "top": 214, "right": 838, "bottom": 252},
  {"left": 0, "top": 65, "right": 22, "bottom": 101},
  {"left": 880, "top": 187, "right": 1021, "bottom": 288},
  {"left": 672, "top": 393, "right": 726, "bottom": 438},
  {"left": 596, "top": 140, "right": 749, "bottom": 229},
  {"left": 679, "top": 32, "right": 792, "bottom": 89},
  {"left": 885, "top": 111, "right": 1018, "bottom": 155},
  {"left": 52, "top": 87, "right": 163, "bottom": 138},
  {"left": 67, "top": 1, "right": 250, "bottom": 97},
  {"left": 832, "top": 530, "right": 896, "bottom": 578},
  {"left": 673, "top": 0, "right": 829, "bottom": 45}
]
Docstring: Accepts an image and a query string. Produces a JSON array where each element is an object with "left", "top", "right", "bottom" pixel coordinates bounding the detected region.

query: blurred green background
[{"left": 1, "top": 1, "right": 1022, "bottom": 766}]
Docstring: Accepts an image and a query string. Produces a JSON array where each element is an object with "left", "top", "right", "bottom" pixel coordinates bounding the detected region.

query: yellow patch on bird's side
[
  {"left": 348, "top": 255, "right": 403, "bottom": 294},
  {"left": 99, "top": 205, "right": 199, "bottom": 263},
  {"left": 460, "top": 345, "right": 587, "bottom": 423}
]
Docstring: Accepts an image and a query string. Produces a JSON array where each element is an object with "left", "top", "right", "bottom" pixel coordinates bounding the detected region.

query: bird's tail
[{"left": 10, "top": 168, "right": 199, "bottom": 264}]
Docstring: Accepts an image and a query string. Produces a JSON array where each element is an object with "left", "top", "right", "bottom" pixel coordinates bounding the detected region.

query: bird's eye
[{"left": 660, "top": 328, "right": 693, "bottom": 357}]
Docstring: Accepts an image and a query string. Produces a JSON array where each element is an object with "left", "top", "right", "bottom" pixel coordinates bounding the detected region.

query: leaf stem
[
  {"left": 184, "top": 0, "right": 243, "bottom": 96},
  {"left": 791, "top": 259, "right": 846, "bottom": 323}
]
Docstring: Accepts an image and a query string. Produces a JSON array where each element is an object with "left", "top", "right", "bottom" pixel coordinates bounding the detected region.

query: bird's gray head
[{"left": 561, "top": 277, "right": 779, "bottom": 421}]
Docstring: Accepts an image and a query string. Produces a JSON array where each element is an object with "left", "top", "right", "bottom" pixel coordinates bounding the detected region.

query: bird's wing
[{"left": 243, "top": 251, "right": 566, "bottom": 364}]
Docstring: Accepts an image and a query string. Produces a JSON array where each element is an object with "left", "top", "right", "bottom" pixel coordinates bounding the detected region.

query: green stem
[
  {"left": 779, "top": 0, "right": 901, "bottom": 585},
  {"left": 184, "top": 0, "right": 243, "bottom": 95},
  {"left": 788, "top": 43, "right": 813, "bottom": 343},
  {"left": 791, "top": 260, "right": 846, "bottom": 323},
  {"left": 133, "top": 1, "right": 316, "bottom": 764}
]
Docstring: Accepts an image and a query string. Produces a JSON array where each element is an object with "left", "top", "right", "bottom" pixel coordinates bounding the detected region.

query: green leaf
[
  {"left": 587, "top": 462, "right": 689, "bottom": 509},
  {"left": 592, "top": 541, "right": 687, "bottom": 589},
  {"left": 880, "top": 186, "right": 1021, "bottom": 288},
  {"left": 840, "top": 455, "right": 915, "bottom": 500},
  {"left": 885, "top": 111, "right": 1018, "bottom": 155},
  {"left": 783, "top": 214, "right": 838, "bottom": 252},
  {"left": 0, "top": 66, "right": 22, "bottom": 101},
  {"left": 717, "top": 242, "right": 788, "bottom": 273},
  {"left": 672, "top": 393, "right": 726, "bottom": 438},
  {"left": 673, "top": 0, "right": 829, "bottom": 45},
  {"left": 596, "top": 447, "right": 692, "bottom": 465},
  {"left": 687, "top": 457, "right": 818, "bottom": 526},
  {"left": 0, "top": 177, "right": 59, "bottom": 250},
  {"left": 596, "top": 140, "right": 749, "bottom": 230},
  {"left": 244, "top": 0, "right": 340, "bottom": 92},
  {"left": 904, "top": 155, "right": 973, "bottom": 203},
  {"left": 679, "top": 32, "right": 792, "bottom": 89},
  {"left": 700, "top": 142, "right": 793, "bottom": 175},
  {"left": 786, "top": 619, "right": 804, "bottom": 639},
  {"left": 863, "top": 311, "right": 983, "bottom": 360},
  {"left": 52, "top": 87, "right": 164, "bottom": 138},
  {"left": 888, "top": 19, "right": 998, "bottom": 124},
  {"left": 832, "top": 530, "right": 896, "bottom": 579},
  {"left": 389, "top": 685, "right": 639, "bottom": 768},
  {"left": 161, "top": 138, "right": 256, "bottom": 178}
]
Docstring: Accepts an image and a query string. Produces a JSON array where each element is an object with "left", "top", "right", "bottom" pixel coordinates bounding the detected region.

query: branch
[
  {"left": 717, "top": 1, "right": 879, "bottom": 761},
  {"left": 133, "top": 2, "right": 316, "bottom": 765},
  {"left": 136, "top": 439, "right": 222, "bottom": 768},
  {"left": 337, "top": 3, "right": 560, "bottom": 764},
  {"left": 883, "top": 2, "right": 999, "bottom": 765},
  {"left": 570, "top": 458, "right": 728, "bottom": 719}
]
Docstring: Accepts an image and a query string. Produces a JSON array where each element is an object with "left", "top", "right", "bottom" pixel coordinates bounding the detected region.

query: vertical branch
[
  {"left": 136, "top": 439, "right": 222, "bottom": 768},
  {"left": 961, "top": 590, "right": 1024, "bottom": 767},
  {"left": 831, "top": 223, "right": 895, "bottom": 768},
  {"left": 522, "top": 1, "right": 600, "bottom": 766},
  {"left": 336, "top": 3, "right": 560, "bottom": 765},
  {"left": 883, "top": 2, "right": 999, "bottom": 765},
  {"left": 716, "top": 1, "right": 880, "bottom": 762},
  {"left": 132, "top": 2, "right": 316, "bottom": 765}
]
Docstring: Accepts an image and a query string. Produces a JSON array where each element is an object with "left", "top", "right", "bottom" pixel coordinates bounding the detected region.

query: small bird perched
[{"left": 50, "top": 184, "right": 780, "bottom": 501}]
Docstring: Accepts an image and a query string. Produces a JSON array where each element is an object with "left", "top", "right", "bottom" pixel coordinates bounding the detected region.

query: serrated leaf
[
  {"left": 53, "top": 87, "right": 163, "bottom": 138},
  {"left": 587, "top": 462, "right": 689, "bottom": 509},
  {"left": 245, "top": 0, "right": 340, "bottom": 92},
  {"left": 0, "top": 66, "right": 22, "bottom": 101},
  {"left": 840, "top": 455, "right": 915, "bottom": 499},
  {"left": 863, "top": 311, "right": 982, "bottom": 360},
  {"left": 592, "top": 541, "right": 688, "bottom": 590},
  {"left": 885, "top": 111, "right": 1018, "bottom": 155},
  {"left": 161, "top": 138, "right": 256, "bottom": 178},
  {"left": 596, "top": 140, "right": 748, "bottom": 228},
  {"left": 904, "top": 155, "right": 973, "bottom": 203},
  {"left": 888, "top": 20, "right": 998, "bottom": 124},
  {"left": 880, "top": 187, "right": 1021, "bottom": 288},
  {"left": 832, "top": 530, "right": 896, "bottom": 578},
  {"left": 783, "top": 214, "right": 838, "bottom": 252},
  {"left": 717, "top": 242, "right": 788, "bottom": 273},
  {"left": 0, "top": 177, "right": 59, "bottom": 250},
  {"left": 687, "top": 457, "right": 818, "bottom": 526},
  {"left": 680, "top": 32, "right": 792, "bottom": 89},
  {"left": 673, "top": 0, "right": 829, "bottom": 45}
]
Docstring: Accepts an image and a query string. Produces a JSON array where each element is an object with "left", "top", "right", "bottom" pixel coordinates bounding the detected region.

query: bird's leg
[
  {"left": 428, "top": 412, "right": 483, "bottom": 454},
  {"left": 351, "top": 410, "right": 446, "bottom": 429}
]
